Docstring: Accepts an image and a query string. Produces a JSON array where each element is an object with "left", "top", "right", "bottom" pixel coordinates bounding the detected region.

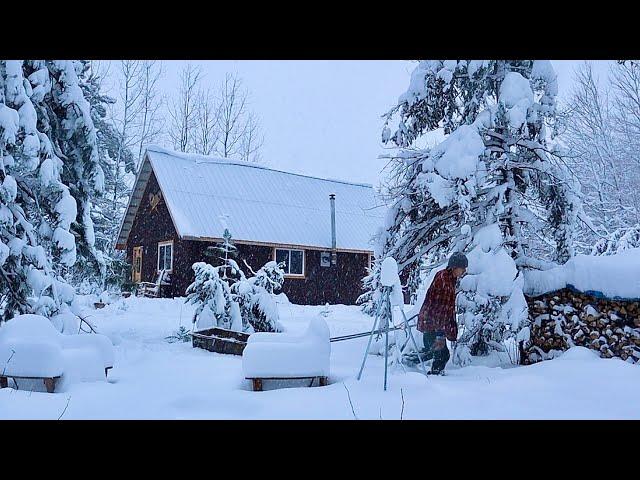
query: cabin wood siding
[
  {"left": 183, "top": 242, "right": 370, "bottom": 305},
  {"left": 125, "top": 172, "right": 184, "bottom": 296}
]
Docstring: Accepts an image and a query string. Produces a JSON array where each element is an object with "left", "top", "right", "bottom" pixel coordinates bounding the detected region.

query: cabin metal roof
[{"left": 116, "top": 146, "right": 384, "bottom": 252}]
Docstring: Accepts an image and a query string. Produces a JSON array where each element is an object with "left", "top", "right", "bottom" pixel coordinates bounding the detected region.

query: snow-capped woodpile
[{"left": 520, "top": 288, "right": 640, "bottom": 365}]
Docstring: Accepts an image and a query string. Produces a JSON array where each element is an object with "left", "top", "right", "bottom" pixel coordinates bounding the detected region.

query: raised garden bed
[{"left": 191, "top": 327, "right": 250, "bottom": 356}]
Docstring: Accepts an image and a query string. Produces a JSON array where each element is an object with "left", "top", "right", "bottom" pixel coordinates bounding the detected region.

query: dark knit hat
[{"left": 447, "top": 252, "right": 468, "bottom": 269}]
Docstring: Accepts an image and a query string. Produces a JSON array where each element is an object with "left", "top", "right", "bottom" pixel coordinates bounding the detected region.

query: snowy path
[{"left": 1, "top": 297, "right": 639, "bottom": 419}]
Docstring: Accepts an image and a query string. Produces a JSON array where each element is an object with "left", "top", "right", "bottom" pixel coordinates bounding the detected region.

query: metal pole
[
  {"left": 356, "top": 294, "right": 384, "bottom": 381},
  {"left": 383, "top": 289, "right": 390, "bottom": 391},
  {"left": 400, "top": 308, "right": 429, "bottom": 378}
]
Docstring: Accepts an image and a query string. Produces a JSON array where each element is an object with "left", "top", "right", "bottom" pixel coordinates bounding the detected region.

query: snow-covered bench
[
  {"left": 242, "top": 317, "right": 331, "bottom": 391},
  {"left": 0, "top": 314, "right": 114, "bottom": 393}
]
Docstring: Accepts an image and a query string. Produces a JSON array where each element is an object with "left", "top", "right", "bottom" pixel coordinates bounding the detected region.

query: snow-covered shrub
[
  {"left": 185, "top": 262, "right": 242, "bottom": 332},
  {"left": 231, "top": 261, "right": 285, "bottom": 333},
  {"left": 591, "top": 225, "right": 640, "bottom": 256},
  {"left": 251, "top": 260, "right": 285, "bottom": 294},
  {"left": 457, "top": 225, "right": 528, "bottom": 355},
  {"left": 165, "top": 326, "right": 191, "bottom": 343}
]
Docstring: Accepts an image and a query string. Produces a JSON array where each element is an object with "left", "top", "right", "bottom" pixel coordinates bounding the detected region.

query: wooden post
[
  {"left": 252, "top": 378, "right": 263, "bottom": 392},
  {"left": 0, "top": 376, "right": 7, "bottom": 389},
  {"left": 43, "top": 378, "right": 56, "bottom": 394}
]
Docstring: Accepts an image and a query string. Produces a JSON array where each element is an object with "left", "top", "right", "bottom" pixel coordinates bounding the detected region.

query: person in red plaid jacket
[{"left": 407, "top": 252, "right": 467, "bottom": 375}]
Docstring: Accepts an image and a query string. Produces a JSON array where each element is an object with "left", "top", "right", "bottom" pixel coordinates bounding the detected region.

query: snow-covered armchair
[
  {"left": 0, "top": 314, "right": 114, "bottom": 393},
  {"left": 242, "top": 317, "right": 331, "bottom": 391}
]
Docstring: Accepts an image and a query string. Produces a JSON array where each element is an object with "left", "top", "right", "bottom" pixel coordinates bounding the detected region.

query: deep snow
[{"left": 1, "top": 296, "right": 638, "bottom": 419}]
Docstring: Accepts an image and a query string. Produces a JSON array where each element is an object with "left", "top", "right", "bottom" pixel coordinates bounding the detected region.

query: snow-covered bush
[
  {"left": 591, "top": 225, "right": 640, "bottom": 256},
  {"left": 165, "top": 326, "right": 191, "bottom": 343},
  {"left": 231, "top": 261, "right": 285, "bottom": 333},
  {"left": 185, "top": 262, "right": 242, "bottom": 332},
  {"left": 250, "top": 260, "right": 285, "bottom": 294}
]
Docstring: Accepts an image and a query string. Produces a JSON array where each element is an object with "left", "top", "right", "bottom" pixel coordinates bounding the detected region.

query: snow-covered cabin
[{"left": 116, "top": 146, "right": 384, "bottom": 304}]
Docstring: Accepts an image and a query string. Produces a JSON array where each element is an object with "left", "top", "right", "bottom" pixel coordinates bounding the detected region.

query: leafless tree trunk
[
  {"left": 193, "top": 87, "right": 219, "bottom": 155},
  {"left": 167, "top": 63, "right": 202, "bottom": 153},
  {"left": 239, "top": 112, "right": 264, "bottom": 163},
  {"left": 216, "top": 73, "right": 250, "bottom": 159},
  {"left": 136, "top": 60, "right": 164, "bottom": 167},
  {"left": 113, "top": 60, "right": 143, "bottom": 212}
]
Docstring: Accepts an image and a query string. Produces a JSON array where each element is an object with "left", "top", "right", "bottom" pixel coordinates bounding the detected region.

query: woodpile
[{"left": 521, "top": 288, "right": 640, "bottom": 365}]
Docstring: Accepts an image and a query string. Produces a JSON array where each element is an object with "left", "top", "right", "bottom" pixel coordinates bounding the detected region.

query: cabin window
[
  {"left": 157, "top": 241, "right": 173, "bottom": 272},
  {"left": 275, "top": 248, "right": 305, "bottom": 276}
]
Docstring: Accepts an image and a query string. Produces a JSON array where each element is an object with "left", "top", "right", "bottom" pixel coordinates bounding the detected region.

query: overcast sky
[{"left": 106, "top": 60, "right": 614, "bottom": 187}]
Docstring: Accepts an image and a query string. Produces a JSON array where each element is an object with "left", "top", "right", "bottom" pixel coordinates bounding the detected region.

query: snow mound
[
  {"left": 0, "top": 314, "right": 114, "bottom": 384},
  {"left": 557, "top": 347, "right": 600, "bottom": 362},
  {"left": 242, "top": 317, "right": 330, "bottom": 378},
  {"left": 524, "top": 248, "right": 640, "bottom": 299}
]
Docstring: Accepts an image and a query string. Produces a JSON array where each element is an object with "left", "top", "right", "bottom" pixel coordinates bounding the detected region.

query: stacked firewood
[{"left": 520, "top": 288, "right": 640, "bottom": 365}]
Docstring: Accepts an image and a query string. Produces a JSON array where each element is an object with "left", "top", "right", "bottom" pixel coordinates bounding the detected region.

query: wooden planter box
[{"left": 191, "top": 327, "right": 250, "bottom": 356}]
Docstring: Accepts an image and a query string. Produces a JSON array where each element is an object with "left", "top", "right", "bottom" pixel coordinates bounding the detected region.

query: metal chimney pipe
[{"left": 330, "top": 194, "right": 337, "bottom": 265}]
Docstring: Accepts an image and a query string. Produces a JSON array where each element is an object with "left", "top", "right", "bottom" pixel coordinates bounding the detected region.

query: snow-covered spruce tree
[
  {"left": 231, "top": 260, "right": 285, "bottom": 333},
  {"left": 363, "top": 60, "right": 583, "bottom": 358},
  {"left": 185, "top": 262, "right": 243, "bottom": 331},
  {"left": 38, "top": 61, "right": 105, "bottom": 280},
  {"left": 1, "top": 60, "right": 101, "bottom": 321},
  {"left": 76, "top": 62, "right": 134, "bottom": 292},
  {"left": 205, "top": 228, "right": 238, "bottom": 280}
]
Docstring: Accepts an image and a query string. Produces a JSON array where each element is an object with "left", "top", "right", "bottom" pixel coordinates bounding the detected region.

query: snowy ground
[{"left": 1, "top": 296, "right": 639, "bottom": 419}]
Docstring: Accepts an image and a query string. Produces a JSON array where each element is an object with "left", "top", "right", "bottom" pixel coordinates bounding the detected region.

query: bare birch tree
[
  {"left": 136, "top": 60, "right": 164, "bottom": 166},
  {"left": 215, "top": 73, "right": 251, "bottom": 159},
  {"left": 112, "top": 60, "right": 143, "bottom": 211},
  {"left": 167, "top": 63, "right": 202, "bottom": 152},
  {"left": 193, "top": 87, "right": 219, "bottom": 155}
]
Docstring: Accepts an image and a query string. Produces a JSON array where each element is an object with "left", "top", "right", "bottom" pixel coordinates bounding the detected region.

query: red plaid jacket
[{"left": 417, "top": 268, "right": 458, "bottom": 341}]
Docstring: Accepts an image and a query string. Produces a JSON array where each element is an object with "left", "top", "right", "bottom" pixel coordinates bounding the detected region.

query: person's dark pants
[
  {"left": 423, "top": 330, "right": 450, "bottom": 373},
  {"left": 405, "top": 330, "right": 450, "bottom": 373}
]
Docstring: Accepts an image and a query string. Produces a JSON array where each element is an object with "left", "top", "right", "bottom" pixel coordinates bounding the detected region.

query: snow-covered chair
[
  {"left": 242, "top": 317, "right": 331, "bottom": 391},
  {"left": 137, "top": 269, "right": 171, "bottom": 298},
  {"left": 0, "top": 314, "right": 114, "bottom": 393}
]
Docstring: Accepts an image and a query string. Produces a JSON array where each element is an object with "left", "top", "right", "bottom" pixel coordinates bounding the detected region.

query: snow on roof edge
[{"left": 145, "top": 145, "right": 375, "bottom": 189}]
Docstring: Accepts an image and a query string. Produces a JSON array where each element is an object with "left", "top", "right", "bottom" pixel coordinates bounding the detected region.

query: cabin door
[{"left": 132, "top": 246, "right": 143, "bottom": 283}]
